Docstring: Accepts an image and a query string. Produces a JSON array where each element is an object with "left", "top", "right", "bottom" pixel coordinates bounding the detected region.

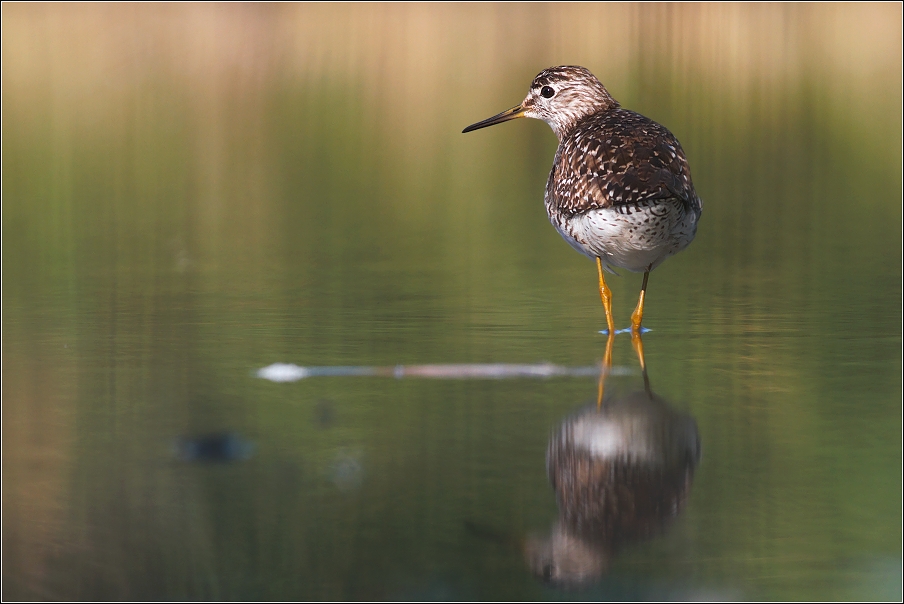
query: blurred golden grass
[
  {"left": 3, "top": 3, "right": 900, "bottom": 124},
  {"left": 1, "top": 4, "right": 897, "bottom": 249},
  {"left": 3, "top": 3, "right": 899, "bottom": 210}
]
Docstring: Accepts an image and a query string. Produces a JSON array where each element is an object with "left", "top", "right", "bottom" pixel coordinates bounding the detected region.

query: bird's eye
[{"left": 541, "top": 86, "right": 555, "bottom": 99}]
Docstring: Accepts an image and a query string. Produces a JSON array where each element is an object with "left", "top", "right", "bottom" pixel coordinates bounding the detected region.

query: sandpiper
[{"left": 463, "top": 66, "right": 702, "bottom": 334}]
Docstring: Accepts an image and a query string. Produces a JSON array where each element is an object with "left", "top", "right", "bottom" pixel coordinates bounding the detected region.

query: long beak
[{"left": 462, "top": 104, "right": 526, "bottom": 133}]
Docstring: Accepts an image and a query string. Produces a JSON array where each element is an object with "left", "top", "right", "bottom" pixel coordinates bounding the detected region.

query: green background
[{"left": 3, "top": 4, "right": 901, "bottom": 600}]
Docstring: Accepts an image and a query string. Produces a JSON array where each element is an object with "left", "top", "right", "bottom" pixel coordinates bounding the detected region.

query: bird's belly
[{"left": 550, "top": 200, "right": 698, "bottom": 273}]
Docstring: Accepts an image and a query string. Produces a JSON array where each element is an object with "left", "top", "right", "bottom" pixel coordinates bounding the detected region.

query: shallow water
[{"left": 3, "top": 4, "right": 902, "bottom": 601}]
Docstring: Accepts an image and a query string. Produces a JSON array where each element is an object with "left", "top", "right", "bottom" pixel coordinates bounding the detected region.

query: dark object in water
[
  {"left": 174, "top": 432, "right": 255, "bottom": 463},
  {"left": 314, "top": 399, "right": 337, "bottom": 429}
]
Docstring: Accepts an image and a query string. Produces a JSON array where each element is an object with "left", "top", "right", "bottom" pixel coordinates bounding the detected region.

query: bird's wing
[{"left": 549, "top": 109, "right": 699, "bottom": 215}]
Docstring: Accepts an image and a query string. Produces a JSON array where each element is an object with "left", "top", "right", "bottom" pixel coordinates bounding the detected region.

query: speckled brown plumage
[{"left": 546, "top": 108, "right": 700, "bottom": 217}]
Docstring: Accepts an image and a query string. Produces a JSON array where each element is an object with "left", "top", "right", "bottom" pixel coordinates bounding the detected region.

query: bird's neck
[{"left": 551, "top": 105, "right": 617, "bottom": 142}]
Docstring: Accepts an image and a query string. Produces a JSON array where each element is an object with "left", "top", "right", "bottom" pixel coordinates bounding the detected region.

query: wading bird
[{"left": 464, "top": 66, "right": 702, "bottom": 334}]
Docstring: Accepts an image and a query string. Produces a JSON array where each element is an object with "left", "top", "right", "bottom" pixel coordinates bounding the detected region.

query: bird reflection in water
[
  {"left": 173, "top": 431, "right": 256, "bottom": 463},
  {"left": 526, "top": 333, "right": 701, "bottom": 588}
]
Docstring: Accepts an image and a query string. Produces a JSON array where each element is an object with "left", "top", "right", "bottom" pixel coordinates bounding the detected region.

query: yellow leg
[
  {"left": 597, "top": 331, "right": 614, "bottom": 409},
  {"left": 596, "top": 257, "right": 616, "bottom": 335},
  {"left": 630, "top": 270, "right": 650, "bottom": 332}
]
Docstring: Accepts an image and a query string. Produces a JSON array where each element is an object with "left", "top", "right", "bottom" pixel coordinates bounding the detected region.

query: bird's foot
[
  {"left": 627, "top": 326, "right": 652, "bottom": 335},
  {"left": 599, "top": 327, "right": 651, "bottom": 335}
]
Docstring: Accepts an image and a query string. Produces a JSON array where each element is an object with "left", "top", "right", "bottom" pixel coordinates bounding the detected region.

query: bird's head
[{"left": 463, "top": 66, "right": 618, "bottom": 140}]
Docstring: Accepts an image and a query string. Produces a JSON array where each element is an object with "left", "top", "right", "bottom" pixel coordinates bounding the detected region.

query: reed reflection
[{"left": 526, "top": 334, "right": 701, "bottom": 588}]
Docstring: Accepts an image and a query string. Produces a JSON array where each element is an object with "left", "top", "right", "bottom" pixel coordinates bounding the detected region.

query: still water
[{"left": 3, "top": 4, "right": 901, "bottom": 601}]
